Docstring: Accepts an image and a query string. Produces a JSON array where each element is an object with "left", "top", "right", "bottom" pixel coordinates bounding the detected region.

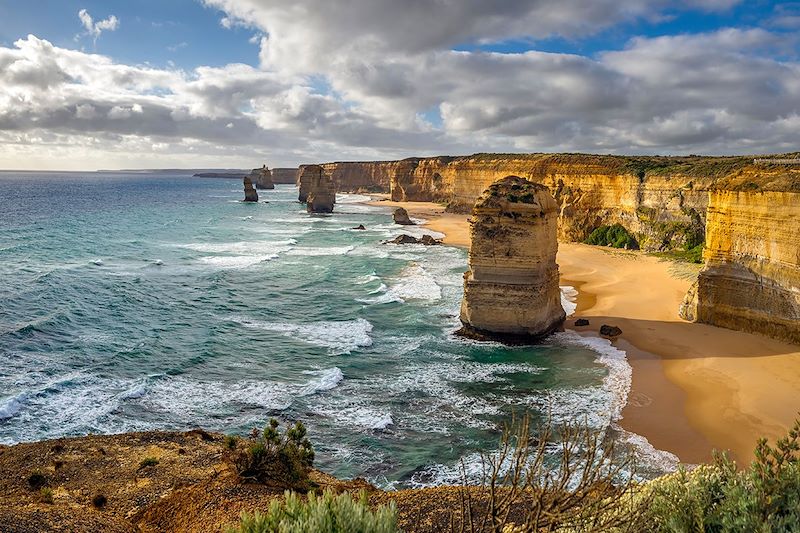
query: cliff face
[
  {"left": 317, "top": 154, "right": 765, "bottom": 251},
  {"left": 272, "top": 168, "right": 298, "bottom": 184},
  {"left": 249, "top": 166, "right": 274, "bottom": 190},
  {"left": 680, "top": 188, "right": 800, "bottom": 344},
  {"left": 319, "top": 161, "right": 401, "bottom": 193},
  {"left": 459, "top": 176, "right": 565, "bottom": 340}
]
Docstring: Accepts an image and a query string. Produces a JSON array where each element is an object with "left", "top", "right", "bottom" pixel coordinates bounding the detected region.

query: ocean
[{"left": 0, "top": 172, "right": 675, "bottom": 487}]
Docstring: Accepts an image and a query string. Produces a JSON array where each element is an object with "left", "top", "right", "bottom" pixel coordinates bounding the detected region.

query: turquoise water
[{"left": 0, "top": 172, "right": 667, "bottom": 486}]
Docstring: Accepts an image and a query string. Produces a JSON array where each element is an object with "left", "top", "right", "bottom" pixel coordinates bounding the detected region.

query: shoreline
[{"left": 370, "top": 197, "right": 800, "bottom": 465}]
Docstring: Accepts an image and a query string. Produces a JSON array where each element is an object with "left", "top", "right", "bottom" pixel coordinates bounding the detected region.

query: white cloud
[
  {"left": 77, "top": 9, "right": 120, "bottom": 44},
  {"left": 3, "top": 1, "right": 800, "bottom": 169}
]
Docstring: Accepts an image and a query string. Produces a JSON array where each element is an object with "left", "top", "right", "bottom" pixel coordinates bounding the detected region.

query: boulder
[
  {"left": 352, "top": 224, "right": 367, "bottom": 230},
  {"left": 599, "top": 325, "right": 623, "bottom": 339},
  {"left": 387, "top": 234, "right": 420, "bottom": 245},
  {"left": 243, "top": 177, "right": 258, "bottom": 202},
  {"left": 393, "top": 207, "right": 415, "bottom": 225},
  {"left": 459, "top": 176, "right": 566, "bottom": 342},
  {"left": 420, "top": 235, "right": 441, "bottom": 246},
  {"left": 574, "top": 318, "right": 590, "bottom": 327}
]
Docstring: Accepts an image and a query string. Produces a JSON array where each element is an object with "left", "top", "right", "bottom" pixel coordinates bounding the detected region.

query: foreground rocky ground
[{"left": 0, "top": 430, "right": 519, "bottom": 533}]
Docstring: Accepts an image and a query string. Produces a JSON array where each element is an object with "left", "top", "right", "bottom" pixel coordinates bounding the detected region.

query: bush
[
  {"left": 643, "top": 418, "right": 800, "bottom": 532},
  {"left": 232, "top": 419, "right": 315, "bottom": 490},
  {"left": 585, "top": 224, "right": 639, "bottom": 250},
  {"left": 40, "top": 487, "right": 54, "bottom": 504},
  {"left": 138, "top": 457, "right": 159, "bottom": 469},
  {"left": 227, "top": 490, "right": 398, "bottom": 533}
]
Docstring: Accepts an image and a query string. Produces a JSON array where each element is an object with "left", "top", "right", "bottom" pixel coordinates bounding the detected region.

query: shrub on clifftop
[
  {"left": 227, "top": 490, "right": 398, "bottom": 533},
  {"left": 231, "top": 419, "right": 315, "bottom": 491}
]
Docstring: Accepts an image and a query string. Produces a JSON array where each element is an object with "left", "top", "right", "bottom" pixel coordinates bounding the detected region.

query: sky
[{"left": 0, "top": 0, "right": 798, "bottom": 170}]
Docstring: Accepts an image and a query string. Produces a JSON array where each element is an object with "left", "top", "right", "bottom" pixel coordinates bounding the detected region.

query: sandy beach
[{"left": 372, "top": 197, "right": 800, "bottom": 465}]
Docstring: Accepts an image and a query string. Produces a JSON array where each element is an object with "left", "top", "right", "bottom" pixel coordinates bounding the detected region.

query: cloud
[
  {"left": 3, "top": 2, "right": 800, "bottom": 169},
  {"left": 77, "top": 9, "right": 120, "bottom": 44}
]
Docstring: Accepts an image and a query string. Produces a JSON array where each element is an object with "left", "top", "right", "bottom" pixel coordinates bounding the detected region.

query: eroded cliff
[
  {"left": 680, "top": 186, "right": 800, "bottom": 344},
  {"left": 459, "top": 176, "right": 565, "bottom": 341}
]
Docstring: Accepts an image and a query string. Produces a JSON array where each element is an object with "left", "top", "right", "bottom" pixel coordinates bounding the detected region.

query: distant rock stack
[
  {"left": 250, "top": 165, "right": 274, "bottom": 190},
  {"left": 392, "top": 207, "right": 415, "bottom": 225},
  {"left": 297, "top": 164, "right": 325, "bottom": 203},
  {"left": 243, "top": 177, "right": 259, "bottom": 202},
  {"left": 301, "top": 165, "right": 336, "bottom": 213},
  {"left": 459, "top": 176, "right": 565, "bottom": 341}
]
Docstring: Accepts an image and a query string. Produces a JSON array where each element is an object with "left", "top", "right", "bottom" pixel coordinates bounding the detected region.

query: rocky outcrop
[
  {"left": 459, "top": 176, "right": 566, "bottom": 341},
  {"left": 680, "top": 187, "right": 800, "bottom": 345},
  {"left": 298, "top": 165, "right": 323, "bottom": 203},
  {"left": 385, "top": 234, "right": 441, "bottom": 245},
  {"left": 392, "top": 207, "right": 414, "bottom": 225},
  {"left": 250, "top": 165, "right": 274, "bottom": 190},
  {"left": 301, "top": 166, "right": 336, "bottom": 213},
  {"left": 272, "top": 168, "right": 299, "bottom": 184},
  {"left": 320, "top": 161, "right": 400, "bottom": 193},
  {"left": 243, "top": 177, "right": 258, "bottom": 202}
]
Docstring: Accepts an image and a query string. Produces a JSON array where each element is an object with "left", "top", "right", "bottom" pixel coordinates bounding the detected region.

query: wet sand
[{"left": 372, "top": 198, "right": 800, "bottom": 465}]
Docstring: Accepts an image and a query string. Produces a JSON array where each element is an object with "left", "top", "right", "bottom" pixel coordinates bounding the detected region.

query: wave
[
  {"left": 560, "top": 286, "right": 578, "bottom": 316},
  {"left": 300, "top": 367, "right": 344, "bottom": 396},
  {"left": 316, "top": 404, "right": 394, "bottom": 431},
  {"left": 285, "top": 245, "right": 355, "bottom": 257},
  {"left": 231, "top": 316, "right": 374, "bottom": 355},
  {"left": 0, "top": 392, "right": 28, "bottom": 420},
  {"left": 552, "top": 331, "right": 631, "bottom": 424},
  {"left": 198, "top": 254, "right": 280, "bottom": 268},
  {"left": 180, "top": 241, "right": 294, "bottom": 254},
  {"left": 368, "top": 263, "right": 441, "bottom": 304}
]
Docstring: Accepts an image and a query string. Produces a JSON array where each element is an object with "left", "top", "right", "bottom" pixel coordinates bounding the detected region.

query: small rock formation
[
  {"left": 250, "top": 165, "right": 274, "bottom": 190},
  {"left": 384, "top": 234, "right": 441, "bottom": 245},
  {"left": 243, "top": 177, "right": 258, "bottom": 202},
  {"left": 574, "top": 318, "right": 590, "bottom": 327},
  {"left": 600, "top": 325, "right": 622, "bottom": 339},
  {"left": 300, "top": 165, "right": 336, "bottom": 213},
  {"left": 352, "top": 224, "right": 367, "bottom": 230},
  {"left": 459, "top": 176, "right": 565, "bottom": 341},
  {"left": 392, "top": 207, "right": 415, "bottom": 225}
]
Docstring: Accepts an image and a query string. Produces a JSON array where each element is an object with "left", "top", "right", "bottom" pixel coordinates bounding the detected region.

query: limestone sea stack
[
  {"left": 243, "top": 177, "right": 258, "bottom": 202},
  {"left": 298, "top": 164, "right": 325, "bottom": 203},
  {"left": 459, "top": 176, "right": 565, "bottom": 341},
  {"left": 250, "top": 165, "right": 275, "bottom": 190},
  {"left": 302, "top": 165, "right": 336, "bottom": 213}
]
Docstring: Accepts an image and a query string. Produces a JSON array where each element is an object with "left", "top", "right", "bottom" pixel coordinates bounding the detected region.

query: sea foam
[{"left": 232, "top": 316, "right": 374, "bottom": 355}]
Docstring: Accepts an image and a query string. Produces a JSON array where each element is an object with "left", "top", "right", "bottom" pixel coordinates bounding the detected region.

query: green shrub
[
  {"left": 138, "top": 456, "right": 159, "bottom": 469},
  {"left": 40, "top": 487, "right": 54, "bottom": 504},
  {"left": 232, "top": 419, "right": 315, "bottom": 490},
  {"left": 225, "top": 435, "right": 239, "bottom": 450},
  {"left": 585, "top": 224, "right": 639, "bottom": 250},
  {"left": 643, "top": 419, "right": 800, "bottom": 532},
  {"left": 227, "top": 490, "right": 398, "bottom": 533}
]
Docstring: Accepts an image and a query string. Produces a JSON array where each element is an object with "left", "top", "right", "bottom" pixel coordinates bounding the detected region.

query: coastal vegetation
[
  {"left": 227, "top": 490, "right": 398, "bottom": 533},
  {"left": 585, "top": 224, "right": 639, "bottom": 250}
]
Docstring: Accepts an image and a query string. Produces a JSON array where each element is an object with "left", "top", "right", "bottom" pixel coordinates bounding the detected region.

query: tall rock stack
[
  {"left": 300, "top": 165, "right": 336, "bottom": 213},
  {"left": 250, "top": 165, "right": 275, "bottom": 190},
  {"left": 297, "top": 164, "right": 325, "bottom": 203},
  {"left": 242, "top": 177, "right": 258, "bottom": 202},
  {"left": 459, "top": 176, "right": 565, "bottom": 341}
]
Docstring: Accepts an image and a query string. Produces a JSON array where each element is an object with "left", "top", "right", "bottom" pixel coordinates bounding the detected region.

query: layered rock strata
[
  {"left": 302, "top": 165, "right": 336, "bottom": 213},
  {"left": 271, "top": 167, "right": 299, "bottom": 184},
  {"left": 243, "top": 177, "right": 258, "bottom": 202},
  {"left": 250, "top": 165, "right": 274, "bottom": 190},
  {"left": 297, "top": 164, "right": 324, "bottom": 203},
  {"left": 459, "top": 176, "right": 566, "bottom": 341},
  {"left": 680, "top": 188, "right": 800, "bottom": 345}
]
